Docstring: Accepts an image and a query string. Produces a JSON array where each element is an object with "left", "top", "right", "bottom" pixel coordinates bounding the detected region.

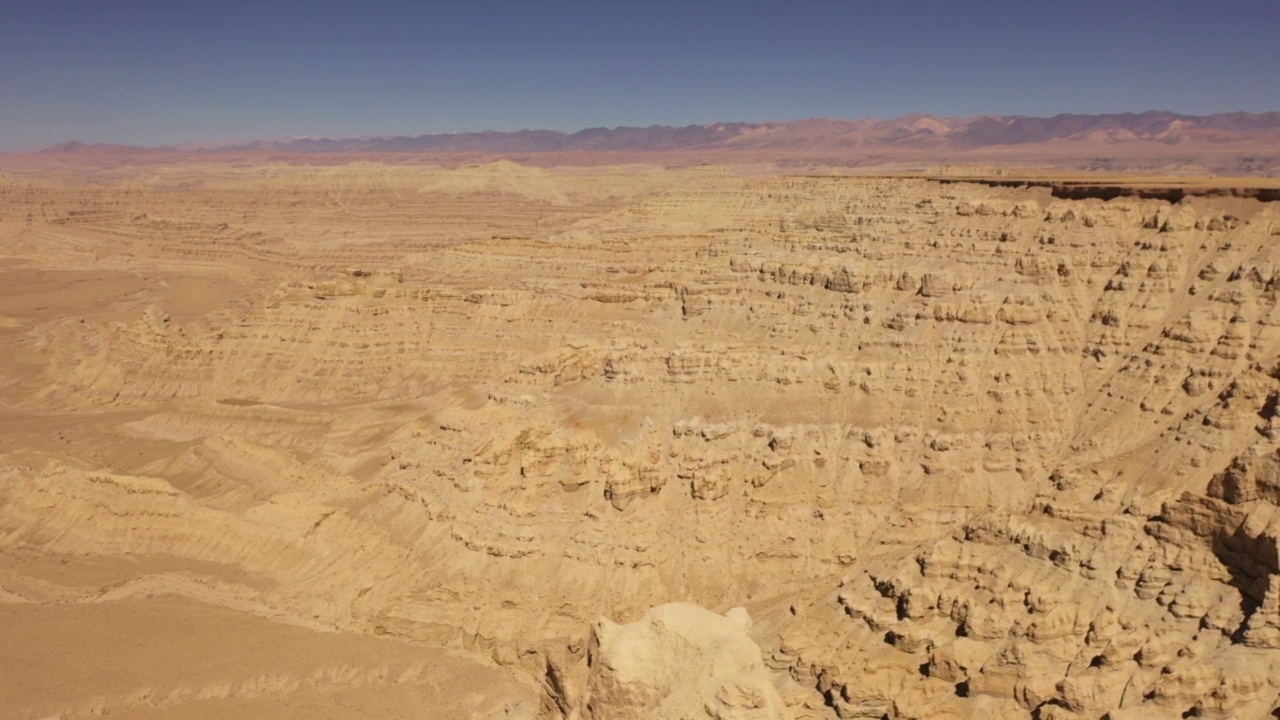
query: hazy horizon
[
  {"left": 3, "top": 0, "right": 1278, "bottom": 151},
  {"left": 24, "top": 109, "right": 1280, "bottom": 154}
]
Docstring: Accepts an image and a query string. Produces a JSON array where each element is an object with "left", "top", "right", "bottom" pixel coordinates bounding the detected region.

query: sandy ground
[{"left": 0, "top": 595, "right": 535, "bottom": 720}]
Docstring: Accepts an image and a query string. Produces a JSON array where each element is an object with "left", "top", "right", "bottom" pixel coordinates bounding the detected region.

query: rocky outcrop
[{"left": 584, "top": 604, "right": 791, "bottom": 720}]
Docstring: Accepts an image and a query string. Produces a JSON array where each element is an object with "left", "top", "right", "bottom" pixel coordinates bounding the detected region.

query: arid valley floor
[{"left": 5, "top": 158, "right": 1280, "bottom": 719}]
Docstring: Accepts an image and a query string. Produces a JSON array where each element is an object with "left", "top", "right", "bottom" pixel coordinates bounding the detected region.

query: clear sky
[{"left": 2, "top": 0, "right": 1277, "bottom": 150}]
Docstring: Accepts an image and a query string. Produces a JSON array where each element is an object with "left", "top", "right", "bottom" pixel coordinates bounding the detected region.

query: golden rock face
[{"left": 3, "top": 161, "right": 1280, "bottom": 719}]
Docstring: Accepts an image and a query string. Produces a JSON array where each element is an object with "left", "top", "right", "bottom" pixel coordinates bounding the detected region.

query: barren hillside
[{"left": 3, "top": 160, "right": 1280, "bottom": 719}]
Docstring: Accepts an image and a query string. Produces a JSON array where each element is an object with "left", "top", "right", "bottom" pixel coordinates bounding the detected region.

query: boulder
[{"left": 584, "top": 603, "right": 791, "bottom": 720}]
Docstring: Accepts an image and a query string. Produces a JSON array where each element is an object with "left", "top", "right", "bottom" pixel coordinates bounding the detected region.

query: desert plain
[{"left": 3, "top": 152, "right": 1280, "bottom": 719}]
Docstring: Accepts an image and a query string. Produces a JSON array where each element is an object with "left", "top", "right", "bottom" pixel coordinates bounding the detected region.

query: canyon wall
[{"left": 2, "top": 162, "right": 1280, "bottom": 718}]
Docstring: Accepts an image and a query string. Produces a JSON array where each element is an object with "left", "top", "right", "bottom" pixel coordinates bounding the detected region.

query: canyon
[{"left": 3, "top": 157, "right": 1280, "bottom": 718}]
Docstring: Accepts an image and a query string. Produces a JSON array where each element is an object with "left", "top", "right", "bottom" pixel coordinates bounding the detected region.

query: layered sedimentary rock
[{"left": 2, "top": 161, "right": 1280, "bottom": 718}]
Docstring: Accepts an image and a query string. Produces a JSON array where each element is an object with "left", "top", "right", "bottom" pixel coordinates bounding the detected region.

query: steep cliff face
[{"left": 1, "top": 163, "right": 1280, "bottom": 718}]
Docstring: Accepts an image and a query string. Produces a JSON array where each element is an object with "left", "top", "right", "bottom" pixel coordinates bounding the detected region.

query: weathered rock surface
[
  {"left": 583, "top": 603, "right": 790, "bottom": 720},
  {"left": 3, "top": 161, "right": 1280, "bottom": 718}
]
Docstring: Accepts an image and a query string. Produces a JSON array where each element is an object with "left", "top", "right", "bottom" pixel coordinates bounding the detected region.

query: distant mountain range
[{"left": 39, "top": 111, "right": 1280, "bottom": 156}]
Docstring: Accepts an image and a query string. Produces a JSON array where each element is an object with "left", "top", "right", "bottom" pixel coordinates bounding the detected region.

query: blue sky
[{"left": 1, "top": 0, "right": 1277, "bottom": 150}]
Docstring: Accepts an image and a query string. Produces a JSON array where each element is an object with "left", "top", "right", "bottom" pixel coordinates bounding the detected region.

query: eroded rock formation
[
  {"left": 582, "top": 603, "right": 790, "bottom": 720},
  {"left": 2, "top": 161, "right": 1280, "bottom": 718}
]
